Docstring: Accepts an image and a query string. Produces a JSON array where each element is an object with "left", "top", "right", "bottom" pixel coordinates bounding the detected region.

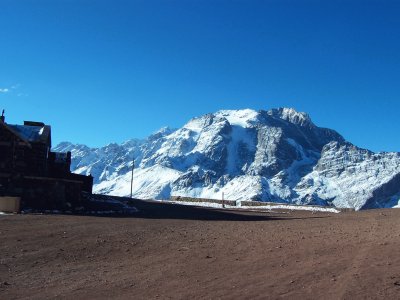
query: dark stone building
[{"left": 0, "top": 111, "right": 93, "bottom": 210}]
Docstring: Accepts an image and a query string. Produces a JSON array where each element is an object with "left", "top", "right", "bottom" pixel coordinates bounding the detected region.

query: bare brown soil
[{"left": 1, "top": 199, "right": 400, "bottom": 299}]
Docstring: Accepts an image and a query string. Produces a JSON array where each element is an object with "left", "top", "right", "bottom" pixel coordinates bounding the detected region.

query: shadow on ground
[
  {"left": 20, "top": 196, "right": 331, "bottom": 222},
  {"left": 93, "top": 198, "right": 331, "bottom": 222}
]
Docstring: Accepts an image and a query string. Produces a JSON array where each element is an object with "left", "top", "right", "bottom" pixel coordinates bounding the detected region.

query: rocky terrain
[{"left": 54, "top": 108, "right": 400, "bottom": 210}]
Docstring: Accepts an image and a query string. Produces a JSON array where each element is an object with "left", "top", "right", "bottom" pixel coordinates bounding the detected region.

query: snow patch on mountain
[{"left": 95, "top": 165, "right": 181, "bottom": 199}]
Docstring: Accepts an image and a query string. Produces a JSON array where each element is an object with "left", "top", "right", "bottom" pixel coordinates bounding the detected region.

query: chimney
[{"left": 0, "top": 109, "right": 4, "bottom": 123}]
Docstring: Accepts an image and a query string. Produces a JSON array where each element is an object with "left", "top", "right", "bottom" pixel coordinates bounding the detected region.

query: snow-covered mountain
[{"left": 54, "top": 108, "right": 400, "bottom": 210}]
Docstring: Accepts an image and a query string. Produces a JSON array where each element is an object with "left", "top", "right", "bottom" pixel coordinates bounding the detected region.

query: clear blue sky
[{"left": 1, "top": 0, "right": 400, "bottom": 152}]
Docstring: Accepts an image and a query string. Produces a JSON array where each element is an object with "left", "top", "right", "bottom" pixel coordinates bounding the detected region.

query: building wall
[
  {"left": 0, "top": 126, "right": 28, "bottom": 175},
  {"left": 0, "top": 125, "right": 51, "bottom": 177}
]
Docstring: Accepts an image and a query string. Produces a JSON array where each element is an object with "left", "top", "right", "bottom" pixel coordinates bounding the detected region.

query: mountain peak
[
  {"left": 267, "top": 107, "right": 312, "bottom": 126},
  {"left": 215, "top": 109, "right": 258, "bottom": 127},
  {"left": 148, "top": 126, "right": 176, "bottom": 141}
]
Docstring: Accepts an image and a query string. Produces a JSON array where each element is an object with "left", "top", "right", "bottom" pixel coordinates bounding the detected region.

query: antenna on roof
[{"left": 0, "top": 109, "right": 4, "bottom": 123}]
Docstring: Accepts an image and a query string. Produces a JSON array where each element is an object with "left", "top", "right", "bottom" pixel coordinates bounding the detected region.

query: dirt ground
[{"left": 1, "top": 199, "right": 400, "bottom": 299}]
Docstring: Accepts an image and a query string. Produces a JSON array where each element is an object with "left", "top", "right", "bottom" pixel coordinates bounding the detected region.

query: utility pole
[{"left": 130, "top": 157, "right": 135, "bottom": 198}]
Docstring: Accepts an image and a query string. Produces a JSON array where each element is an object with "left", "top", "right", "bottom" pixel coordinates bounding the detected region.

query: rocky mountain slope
[{"left": 54, "top": 108, "right": 400, "bottom": 210}]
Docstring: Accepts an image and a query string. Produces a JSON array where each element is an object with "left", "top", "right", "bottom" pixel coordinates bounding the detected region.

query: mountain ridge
[{"left": 53, "top": 108, "right": 400, "bottom": 210}]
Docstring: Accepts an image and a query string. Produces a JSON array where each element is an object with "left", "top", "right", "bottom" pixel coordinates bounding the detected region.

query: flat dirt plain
[{"left": 1, "top": 199, "right": 400, "bottom": 300}]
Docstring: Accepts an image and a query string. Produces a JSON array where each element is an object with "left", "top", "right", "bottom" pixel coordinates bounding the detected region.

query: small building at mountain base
[{"left": 0, "top": 111, "right": 93, "bottom": 211}]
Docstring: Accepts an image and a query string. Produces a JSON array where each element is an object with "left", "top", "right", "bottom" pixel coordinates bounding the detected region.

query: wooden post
[{"left": 130, "top": 158, "right": 135, "bottom": 198}]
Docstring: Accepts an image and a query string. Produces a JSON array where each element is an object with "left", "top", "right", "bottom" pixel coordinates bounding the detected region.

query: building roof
[
  {"left": 7, "top": 124, "right": 51, "bottom": 145},
  {"left": 0, "top": 119, "right": 51, "bottom": 147}
]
